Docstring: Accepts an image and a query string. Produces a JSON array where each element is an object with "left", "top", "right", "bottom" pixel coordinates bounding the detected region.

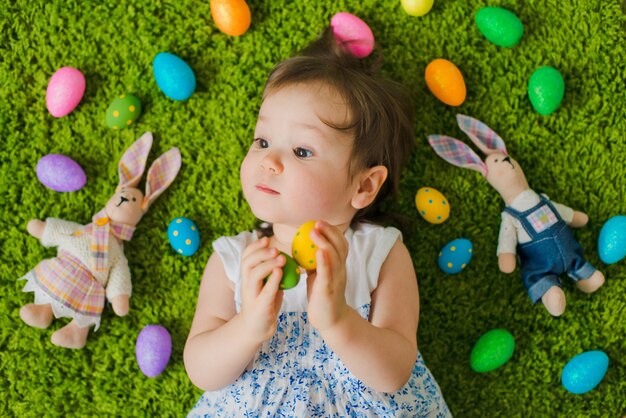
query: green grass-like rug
[{"left": 1, "top": 0, "right": 625, "bottom": 416}]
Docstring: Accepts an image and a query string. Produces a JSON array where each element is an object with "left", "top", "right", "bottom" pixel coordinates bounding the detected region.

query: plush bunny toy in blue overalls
[{"left": 428, "top": 115, "right": 605, "bottom": 317}]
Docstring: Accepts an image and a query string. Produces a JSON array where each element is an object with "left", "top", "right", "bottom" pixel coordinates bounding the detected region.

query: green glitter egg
[
  {"left": 475, "top": 7, "right": 524, "bottom": 48},
  {"left": 265, "top": 252, "right": 301, "bottom": 290},
  {"left": 528, "top": 66, "right": 565, "bottom": 115},
  {"left": 470, "top": 329, "right": 515, "bottom": 373},
  {"left": 106, "top": 94, "right": 142, "bottom": 129}
]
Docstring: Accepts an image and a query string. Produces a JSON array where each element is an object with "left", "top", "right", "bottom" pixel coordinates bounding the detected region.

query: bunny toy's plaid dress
[
  {"left": 19, "top": 216, "right": 133, "bottom": 330},
  {"left": 188, "top": 223, "right": 451, "bottom": 417}
]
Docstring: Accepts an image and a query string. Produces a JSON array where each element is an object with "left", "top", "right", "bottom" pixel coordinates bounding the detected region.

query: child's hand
[
  {"left": 306, "top": 221, "right": 349, "bottom": 332},
  {"left": 239, "top": 236, "right": 285, "bottom": 343}
]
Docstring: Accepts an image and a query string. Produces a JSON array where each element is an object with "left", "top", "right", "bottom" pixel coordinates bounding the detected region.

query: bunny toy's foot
[
  {"left": 576, "top": 271, "right": 605, "bottom": 294},
  {"left": 541, "top": 286, "right": 566, "bottom": 317},
  {"left": 51, "top": 320, "right": 90, "bottom": 349},
  {"left": 20, "top": 303, "right": 53, "bottom": 329}
]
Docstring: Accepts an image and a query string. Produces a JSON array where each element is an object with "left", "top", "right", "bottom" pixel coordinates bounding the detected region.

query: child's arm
[
  {"left": 183, "top": 237, "right": 285, "bottom": 391},
  {"left": 307, "top": 222, "right": 418, "bottom": 393}
]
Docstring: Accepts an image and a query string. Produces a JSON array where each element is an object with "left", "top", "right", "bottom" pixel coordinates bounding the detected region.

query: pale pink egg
[
  {"left": 330, "top": 12, "right": 375, "bottom": 58},
  {"left": 46, "top": 67, "right": 85, "bottom": 118}
]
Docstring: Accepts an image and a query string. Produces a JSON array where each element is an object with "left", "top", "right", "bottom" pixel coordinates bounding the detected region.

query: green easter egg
[
  {"left": 528, "top": 66, "right": 565, "bottom": 115},
  {"left": 264, "top": 252, "right": 301, "bottom": 290},
  {"left": 470, "top": 329, "right": 515, "bottom": 373},
  {"left": 106, "top": 94, "right": 142, "bottom": 129},
  {"left": 475, "top": 7, "right": 524, "bottom": 48}
]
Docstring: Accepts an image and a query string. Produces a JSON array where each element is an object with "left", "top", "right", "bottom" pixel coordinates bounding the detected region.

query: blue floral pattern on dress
[{"left": 188, "top": 304, "right": 451, "bottom": 417}]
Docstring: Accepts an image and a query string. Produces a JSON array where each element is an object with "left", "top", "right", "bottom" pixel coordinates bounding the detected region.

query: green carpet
[{"left": 1, "top": 0, "right": 625, "bottom": 416}]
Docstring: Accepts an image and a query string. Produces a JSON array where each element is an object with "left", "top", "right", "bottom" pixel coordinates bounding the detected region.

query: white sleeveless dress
[{"left": 188, "top": 223, "right": 451, "bottom": 417}]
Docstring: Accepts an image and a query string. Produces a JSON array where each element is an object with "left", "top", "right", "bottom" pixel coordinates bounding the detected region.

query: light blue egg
[
  {"left": 561, "top": 350, "right": 609, "bottom": 394},
  {"left": 598, "top": 215, "right": 626, "bottom": 264},
  {"left": 153, "top": 52, "right": 196, "bottom": 101},
  {"left": 438, "top": 238, "right": 473, "bottom": 274},
  {"left": 167, "top": 217, "right": 200, "bottom": 256}
]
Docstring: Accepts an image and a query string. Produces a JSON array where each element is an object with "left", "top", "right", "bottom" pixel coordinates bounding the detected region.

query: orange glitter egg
[
  {"left": 425, "top": 58, "right": 467, "bottom": 106},
  {"left": 210, "top": 0, "right": 251, "bottom": 37}
]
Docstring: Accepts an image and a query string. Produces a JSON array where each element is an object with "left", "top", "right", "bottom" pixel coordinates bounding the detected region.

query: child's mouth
[{"left": 256, "top": 184, "right": 279, "bottom": 195}]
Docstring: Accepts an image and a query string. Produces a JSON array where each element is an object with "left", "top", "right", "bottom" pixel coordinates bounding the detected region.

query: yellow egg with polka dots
[
  {"left": 415, "top": 187, "right": 450, "bottom": 224},
  {"left": 292, "top": 221, "right": 318, "bottom": 270},
  {"left": 106, "top": 94, "right": 142, "bottom": 130}
]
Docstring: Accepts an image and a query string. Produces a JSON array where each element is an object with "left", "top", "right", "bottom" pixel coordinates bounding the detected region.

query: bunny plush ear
[
  {"left": 141, "top": 147, "right": 182, "bottom": 212},
  {"left": 118, "top": 132, "right": 153, "bottom": 189},
  {"left": 456, "top": 114, "right": 507, "bottom": 156},
  {"left": 428, "top": 135, "right": 488, "bottom": 177}
]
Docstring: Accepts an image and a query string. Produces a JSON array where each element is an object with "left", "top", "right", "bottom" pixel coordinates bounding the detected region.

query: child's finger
[
  {"left": 310, "top": 227, "right": 341, "bottom": 270},
  {"left": 314, "top": 248, "right": 332, "bottom": 290},
  {"left": 315, "top": 221, "right": 348, "bottom": 259},
  {"left": 260, "top": 266, "right": 283, "bottom": 302},
  {"left": 241, "top": 246, "right": 279, "bottom": 274},
  {"left": 241, "top": 236, "right": 269, "bottom": 260}
]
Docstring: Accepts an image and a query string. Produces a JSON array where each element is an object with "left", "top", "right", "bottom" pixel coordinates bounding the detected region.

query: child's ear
[{"left": 351, "top": 165, "right": 388, "bottom": 210}]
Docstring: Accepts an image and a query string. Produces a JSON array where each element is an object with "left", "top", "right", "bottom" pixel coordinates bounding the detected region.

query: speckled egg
[
  {"left": 167, "top": 217, "right": 200, "bottom": 256},
  {"left": 598, "top": 215, "right": 626, "bottom": 264},
  {"left": 415, "top": 187, "right": 450, "bottom": 224},
  {"left": 153, "top": 52, "right": 196, "bottom": 101},
  {"left": 136, "top": 325, "right": 172, "bottom": 378},
  {"left": 46, "top": 67, "right": 86, "bottom": 118},
  {"left": 425, "top": 59, "right": 466, "bottom": 106},
  {"left": 528, "top": 66, "right": 565, "bottom": 115},
  {"left": 470, "top": 329, "right": 515, "bottom": 373},
  {"left": 330, "top": 12, "right": 375, "bottom": 58},
  {"left": 36, "top": 154, "right": 86, "bottom": 192},
  {"left": 106, "top": 94, "right": 142, "bottom": 130},
  {"left": 265, "top": 252, "right": 301, "bottom": 290},
  {"left": 292, "top": 220, "right": 318, "bottom": 270},
  {"left": 561, "top": 351, "right": 609, "bottom": 394},
  {"left": 438, "top": 238, "right": 473, "bottom": 274},
  {"left": 475, "top": 7, "right": 524, "bottom": 48}
]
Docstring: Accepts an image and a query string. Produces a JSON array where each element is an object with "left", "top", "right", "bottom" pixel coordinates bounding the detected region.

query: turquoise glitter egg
[
  {"left": 438, "top": 238, "right": 473, "bottom": 274},
  {"left": 598, "top": 215, "right": 626, "bottom": 264},
  {"left": 153, "top": 52, "right": 196, "bottom": 101},
  {"left": 167, "top": 217, "right": 200, "bottom": 256},
  {"left": 562, "top": 351, "right": 609, "bottom": 394}
]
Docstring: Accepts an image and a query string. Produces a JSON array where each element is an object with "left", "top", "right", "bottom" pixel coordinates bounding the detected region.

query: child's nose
[{"left": 260, "top": 152, "right": 283, "bottom": 174}]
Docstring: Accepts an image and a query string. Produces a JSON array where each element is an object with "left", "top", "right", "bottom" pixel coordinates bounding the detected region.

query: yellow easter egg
[
  {"left": 401, "top": 0, "right": 434, "bottom": 17},
  {"left": 292, "top": 221, "right": 318, "bottom": 269},
  {"left": 415, "top": 187, "right": 450, "bottom": 224}
]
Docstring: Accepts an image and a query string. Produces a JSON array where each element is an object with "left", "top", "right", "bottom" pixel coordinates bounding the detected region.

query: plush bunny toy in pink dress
[
  {"left": 428, "top": 115, "right": 605, "bottom": 317},
  {"left": 19, "top": 132, "right": 181, "bottom": 348}
]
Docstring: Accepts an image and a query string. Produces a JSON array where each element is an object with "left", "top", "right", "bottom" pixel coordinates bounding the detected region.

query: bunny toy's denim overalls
[{"left": 503, "top": 196, "right": 597, "bottom": 303}]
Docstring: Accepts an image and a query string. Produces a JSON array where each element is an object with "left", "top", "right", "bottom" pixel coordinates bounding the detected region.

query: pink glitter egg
[
  {"left": 330, "top": 12, "right": 375, "bottom": 58},
  {"left": 46, "top": 67, "right": 86, "bottom": 117}
]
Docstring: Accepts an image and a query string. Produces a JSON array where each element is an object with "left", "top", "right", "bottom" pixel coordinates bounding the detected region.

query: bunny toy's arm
[
  {"left": 28, "top": 217, "right": 84, "bottom": 246},
  {"left": 106, "top": 256, "right": 132, "bottom": 316},
  {"left": 497, "top": 213, "right": 518, "bottom": 273}
]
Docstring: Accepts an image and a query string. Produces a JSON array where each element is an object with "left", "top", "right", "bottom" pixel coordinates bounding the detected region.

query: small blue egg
[
  {"left": 167, "top": 217, "right": 200, "bottom": 256},
  {"left": 153, "top": 52, "right": 196, "bottom": 101},
  {"left": 438, "top": 238, "right": 473, "bottom": 274},
  {"left": 598, "top": 215, "right": 626, "bottom": 264},
  {"left": 561, "top": 350, "right": 609, "bottom": 394}
]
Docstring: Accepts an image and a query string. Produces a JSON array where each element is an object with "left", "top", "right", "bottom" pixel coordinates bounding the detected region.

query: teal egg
[
  {"left": 438, "top": 238, "right": 473, "bottom": 274},
  {"left": 470, "top": 329, "right": 515, "bottom": 373},
  {"left": 475, "top": 7, "right": 524, "bottom": 48},
  {"left": 153, "top": 52, "right": 196, "bottom": 101},
  {"left": 598, "top": 215, "right": 626, "bottom": 264},
  {"left": 562, "top": 351, "right": 609, "bottom": 394},
  {"left": 528, "top": 66, "right": 565, "bottom": 115},
  {"left": 167, "top": 217, "right": 200, "bottom": 256},
  {"left": 265, "top": 252, "right": 301, "bottom": 290}
]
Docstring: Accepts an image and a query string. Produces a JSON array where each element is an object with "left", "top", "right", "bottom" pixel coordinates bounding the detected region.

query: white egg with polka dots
[
  {"left": 167, "top": 217, "right": 200, "bottom": 256},
  {"left": 438, "top": 238, "right": 473, "bottom": 274}
]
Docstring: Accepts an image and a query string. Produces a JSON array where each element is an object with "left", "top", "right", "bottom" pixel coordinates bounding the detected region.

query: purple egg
[
  {"left": 36, "top": 154, "right": 86, "bottom": 192},
  {"left": 136, "top": 325, "right": 172, "bottom": 378}
]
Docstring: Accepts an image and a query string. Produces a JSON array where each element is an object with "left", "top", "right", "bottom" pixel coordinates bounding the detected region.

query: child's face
[{"left": 240, "top": 82, "right": 359, "bottom": 227}]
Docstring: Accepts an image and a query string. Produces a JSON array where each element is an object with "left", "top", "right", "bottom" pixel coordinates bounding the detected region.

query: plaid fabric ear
[
  {"left": 456, "top": 114, "right": 507, "bottom": 156},
  {"left": 142, "top": 147, "right": 182, "bottom": 211},
  {"left": 428, "top": 135, "right": 488, "bottom": 177},
  {"left": 118, "top": 132, "right": 153, "bottom": 188}
]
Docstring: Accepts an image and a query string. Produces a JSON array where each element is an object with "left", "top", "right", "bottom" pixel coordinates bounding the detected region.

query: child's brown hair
[{"left": 263, "top": 26, "right": 415, "bottom": 225}]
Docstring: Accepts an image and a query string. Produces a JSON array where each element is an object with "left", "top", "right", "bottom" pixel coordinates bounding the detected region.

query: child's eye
[
  {"left": 294, "top": 147, "right": 313, "bottom": 158},
  {"left": 254, "top": 138, "right": 269, "bottom": 148}
]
